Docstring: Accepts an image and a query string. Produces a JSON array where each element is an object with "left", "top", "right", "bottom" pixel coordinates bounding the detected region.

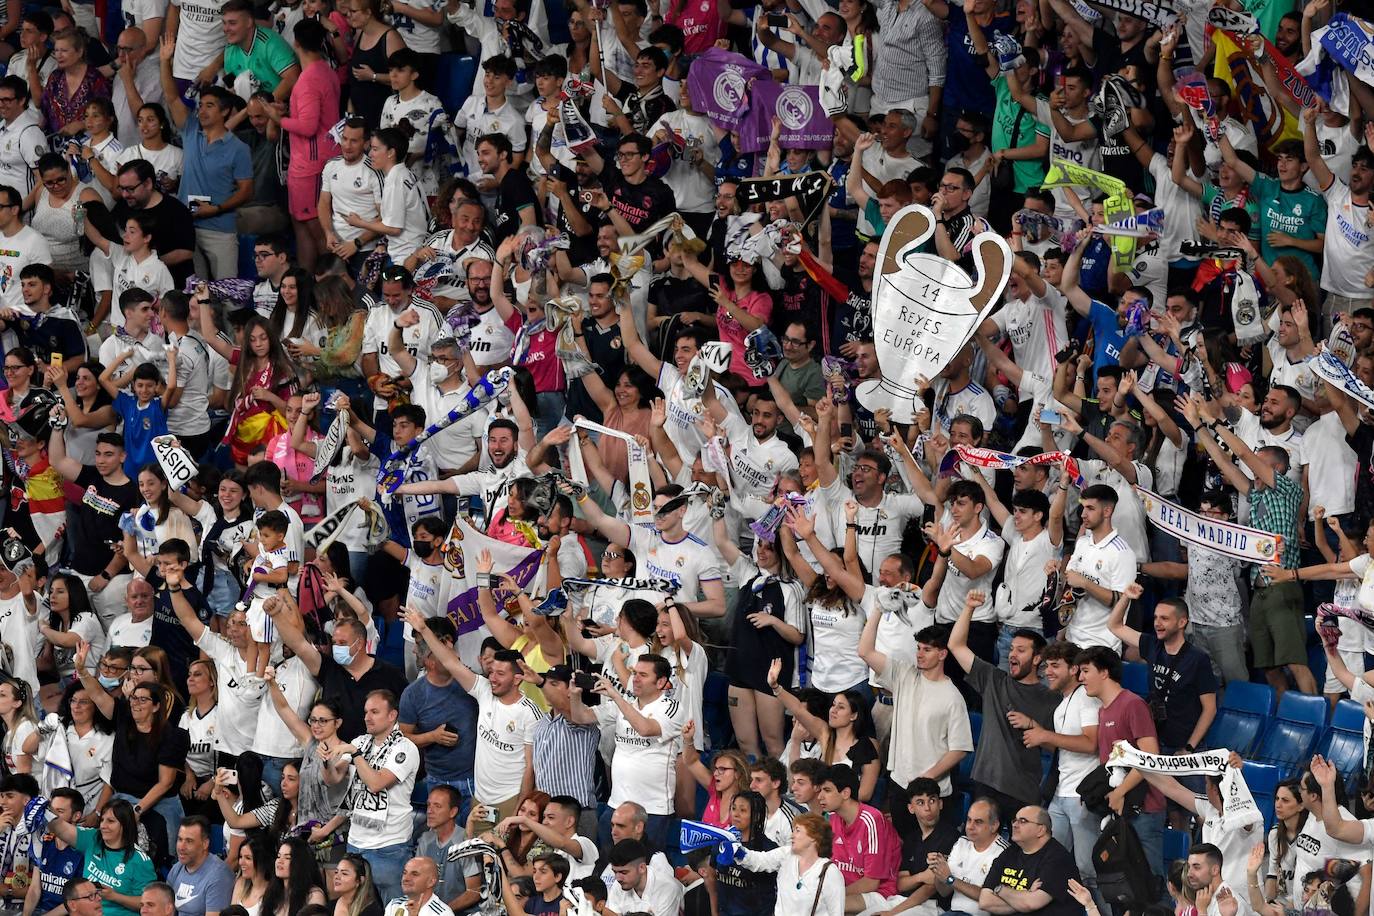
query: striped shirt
[
  {"left": 531, "top": 713, "right": 599, "bottom": 809},
  {"left": 1249, "top": 471, "right": 1303, "bottom": 576},
  {"left": 872, "top": 0, "right": 947, "bottom": 109}
]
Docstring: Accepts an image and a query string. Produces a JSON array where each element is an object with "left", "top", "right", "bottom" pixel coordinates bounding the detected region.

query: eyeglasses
[
  {"left": 115, "top": 44, "right": 139, "bottom": 53},
  {"left": 130, "top": 664, "right": 154, "bottom": 674},
  {"left": 713, "top": 766, "right": 736, "bottom": 773},
  {"left": 306, "top": 716, "right": 338, "bottom": 725},
  {"left": 97, "top": 660, "right": 128, "bottom": 674},
  {"left": 615, "top": 151, "right": 642, "bottom": 160},
  {"left": 0, "top": 96, "right": 16, "bottom": 104},
  {"left": 2, "top": 364, "right": 26, "bottom": 372},
  {"left": 128, "top": 695, "right": 155, "bottom": 705},
  {"left": 117, "top": 183, "right": 143, "bottom": 193},
  {"left": 851, "top": 464, "right": 881, "bottom": 474},
  {"left": 70, "top": 891, "right": 101, "bottom": 903},
  {"left": 1011, "top": 817, "right": 1036, "bottom": 825},
  {"left": 939, "top": 182, "right": 965, "bottom": 193},
  {"left": 782, "top": 336, "right": 807, "bottom": 346},
  {"left": 253, "top": 251, "right": 275, "bottom": 260},
  {"left": 43, "top": 176, "right": 68, "bottom": 188}
]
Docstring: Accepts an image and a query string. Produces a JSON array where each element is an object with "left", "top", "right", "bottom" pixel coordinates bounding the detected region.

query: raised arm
[
  {"left": 403, "top": 608, "right": 478, "bottom": 692},
  {"left": 947, "top": 589, "right": 986, "bottom": 673}
]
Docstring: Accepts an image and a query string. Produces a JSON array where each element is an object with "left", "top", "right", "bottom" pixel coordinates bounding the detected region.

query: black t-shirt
[
  {"left": 110, "top": 195, "right": 197, "bottom": 288},
  {"left": 111, "top": 697, "right": 191, "bottom": 797},
  {"left": 564, "top": 317, "right": 626, "bottom": 425},
  {"left": 1097, "top": 124, "right": 1147, "bottom": 194},
  {"left": 1137, "top": 632, "right": 1219, "bottom": 749},
  {"left": 614, "top": 84, "right": 677, "bottom": 136},
  {"left": 146, "top": 568, "right": 210, "bottom": 690},
  {"left": 316, "top": 654, "right": 409, "bottom": 741},
  {"left": 1349, "top": 422, "right": 1374, "bottom": 532},
  {"left": 492, "top": 168, "right": 539, "bottom": 244},
  {"left": 827, "top": 282, "right": 871, "bottom": 358},
  {"left": 900, "top": 820, "right": 960, "bottom": 876},
  {"left": 17, "top": 311, "right": 85, "bottom": 364},
  {"left": 552, "top": 165, "right": 603, "bottom": 265},
  {"left": 601, "top": 162, "right": 676, "bottom": 233},
  {"left": 983, "top": 838, "right": 1081, "bottom": 916},
  {"left": 773, "top": 265, "right": 823, "bottom": 341},
  {"left": 68, "top": 465, "right": 139, "bottom": 576}
]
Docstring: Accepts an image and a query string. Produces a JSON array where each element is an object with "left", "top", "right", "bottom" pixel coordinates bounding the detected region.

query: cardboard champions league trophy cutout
[{"left": 856, "top": 205, "right": 1013, "bottom": 423}]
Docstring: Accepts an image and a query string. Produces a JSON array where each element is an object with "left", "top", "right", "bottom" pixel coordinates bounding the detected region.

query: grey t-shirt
[
  {"left": 416, "top": 828, "right": 482, "bottom": 914},
  {"left": 167, "top": 853, "right": 235, "bottom": 916},
  {"left": 966, "top": 657, "right": 1061, "bottom": 804}
]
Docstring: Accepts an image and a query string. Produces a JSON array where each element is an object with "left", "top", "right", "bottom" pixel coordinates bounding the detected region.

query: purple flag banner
[
  {"left": 741, "top": 83, "right": 835, "bottom": 152},
  {"left": 686, "top": 48, "right": 769, "bottom": 133}
]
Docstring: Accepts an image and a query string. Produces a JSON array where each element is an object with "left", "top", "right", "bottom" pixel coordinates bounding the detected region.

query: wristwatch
[{"left": 945, "top": 875, "right": 956, "bottom": 886}]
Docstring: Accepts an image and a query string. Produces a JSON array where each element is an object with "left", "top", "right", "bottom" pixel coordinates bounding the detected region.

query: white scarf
[{"left": 1106, "top": 741, "right": 1261, "bottom": 832}]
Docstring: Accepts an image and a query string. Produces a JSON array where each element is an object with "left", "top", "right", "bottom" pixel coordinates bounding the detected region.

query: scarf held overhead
[{"left": 1135, "top": 485, "right": 1282, "bottom": 563}]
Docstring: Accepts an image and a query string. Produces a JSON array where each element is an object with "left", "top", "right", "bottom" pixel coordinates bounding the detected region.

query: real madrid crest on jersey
[{"left": 632, "top": 482, "right": 650, "bottom": 513}]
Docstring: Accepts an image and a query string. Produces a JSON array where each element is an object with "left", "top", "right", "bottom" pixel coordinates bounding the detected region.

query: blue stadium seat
[
  {"left": 1252, "top": 693, "right": 1327, "bottom": 780},
  {"left": 435, "top": 56, "right": 479, "bottom": 114},
  {"left": 1122, "top": 662, "right": 1150, "bottom": 699},
  {"left": 1204, "top": 681, "right": 1275, "bottom": 756},
  {"left": 956, "top": 712, "right": 982, "bottom": 788},
  {"left": 1242, "top": 761, "right": 1281, "bottom": 832},
  {"left": 1316, "top": 698, "right": 1367, "bottom": 781},
  {"left": 1163, "top": 827, "right": 1191, "bottom": 864}
]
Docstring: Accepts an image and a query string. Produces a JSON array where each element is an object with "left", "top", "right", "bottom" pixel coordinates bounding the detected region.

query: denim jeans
[
  {"left": 349, "top": 840, "right": 410, "bottom": 903},
  {"left": 1130, "top": 810, "right": 1166, "bottom": 881},
  {"left": 114, "top": 792, "right": 183, "bottom": 851},
  {"left": 533, "top": 391, "right": 567, "bottom": 444},
  {"left": 1049, "top": 795, "right": 1107, "bottom": 911}
]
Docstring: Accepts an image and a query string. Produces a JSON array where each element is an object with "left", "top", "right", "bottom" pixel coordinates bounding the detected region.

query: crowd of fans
[{"left": 0, "top": 0, "right": 1370, "bottom": 913}]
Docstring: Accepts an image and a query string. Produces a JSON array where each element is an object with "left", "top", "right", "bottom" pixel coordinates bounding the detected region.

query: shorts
[
  {"left": 247, "top": 598, "right": 275, "bottom": 643},
  {"left": 1326, "top": 647, "right": 1366, "bottom": 694},
  {"left": 1249, "top": 580, "right": 1306, "bottom": 668},
  {"left": 287, "top": 172, "right": 323, "bottom": 221}
]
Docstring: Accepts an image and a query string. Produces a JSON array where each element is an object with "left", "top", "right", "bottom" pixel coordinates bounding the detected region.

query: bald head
[
  {"left": 400, "top": 857, "right": 439, "bottom": 899},
  {"left": 117, "top": 28, "right": 148, "bottom": 61}
]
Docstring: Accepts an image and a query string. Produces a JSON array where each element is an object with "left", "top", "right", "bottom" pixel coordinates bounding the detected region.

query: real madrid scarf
[
  {"left": 378, "top": 368, "right": 511, "bottom": 495},
  {"left": 304, "top": 498, "right": 388, "bottom": 553},
  {"left": 1106, "top": 741, "right": 1261, "bottom": 832},
  {"left": 1135, "top": 485, "right": 1282, "bottom": 564},
  {"left": 573, "top": 416, "right": 653, "bottom": 527},
  {"left": 1080, "top": 0, "right": 1178, "bottom": 27}
]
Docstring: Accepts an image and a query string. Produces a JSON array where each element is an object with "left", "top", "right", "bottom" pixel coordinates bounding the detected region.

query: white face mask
[{"left": 428, "top": 362, "right": 449, "bottom": 384}]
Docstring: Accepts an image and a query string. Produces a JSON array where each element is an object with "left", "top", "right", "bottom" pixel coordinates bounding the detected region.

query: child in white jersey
[{"left": 241, "top": 510, "right": 290, "bottom": 677}]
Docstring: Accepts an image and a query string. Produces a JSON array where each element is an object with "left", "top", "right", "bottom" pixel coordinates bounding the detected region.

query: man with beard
[
  {"left": 564, "top": 276, "right": 625, "bottom": 425},
  {"left": 827, "top": 240, "right": 876, "bottom": 359},
  {"left": 361, "top": 265, "right": 445, "bottom": 432},
  {"left": 1232, "top": 384, "right": 1304, "bottom": 489},
  {"left": 574, "top": 484, "right": 726, "bottom": 616},
  {"left": 950, "top": 590, "right": 1058, "bottom": 828},
  {"left": 619, "top": 308, "right": 741, "bottom": 462},
  {"left": 706, "top": 180, "right": 739, "bottom": 270},
  {"left": 813, "top": 396, "right": 934, "bottom": 578},
  {"left": 1306, "top": 107, "right": 1374, "bottom": 318},
  {"left": 394, "top": 417, "right": 532, "bottom": 528},
  {"left": 703, "top": 387, "right": 798, "bottom": 523},
  {"left": 319, "top": 119, "right": 384, "bottom": 269},
  {"left": 463, "top": 257, "right": 522, "bottom": 371}
]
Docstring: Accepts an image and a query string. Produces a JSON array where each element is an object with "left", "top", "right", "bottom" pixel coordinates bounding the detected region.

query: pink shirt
[
  {"left": 716, "top": 287, "right": 772, "bottom": 386},
  {"left": 521, "top": 326, "right": 565, "bottom": 394},
  {"left": 280, "top": 58, "right": 342, "bottom": 177},
  {"left": 668, "top": 0, "right": 727, "bottom": 54}
]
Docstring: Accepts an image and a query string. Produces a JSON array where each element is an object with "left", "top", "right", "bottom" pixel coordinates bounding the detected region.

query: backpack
[{"left": 1093, "top": 815, "right": 1160, "bottom": 912}]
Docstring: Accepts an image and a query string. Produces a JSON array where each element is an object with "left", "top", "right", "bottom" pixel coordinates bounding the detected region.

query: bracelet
[
  {"left": 939, "top": 548, "right": 952, "bottom": 558},
  {"left": 846, "top": 522, "right": 858, "bottom": 529}
]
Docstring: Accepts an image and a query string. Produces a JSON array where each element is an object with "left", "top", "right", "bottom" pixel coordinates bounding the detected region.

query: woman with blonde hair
[
  {"left": 0, "top": 678, "right": 40, "bottom": 774},
  {"left": 735, "top": 812, "right": 845, "bottom": 916}
]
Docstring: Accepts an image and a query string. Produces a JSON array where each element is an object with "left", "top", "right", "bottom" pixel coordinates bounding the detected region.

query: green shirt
[
  {"left": 993, "top": 75, "right": 1050, "bottom": 193},
  {"left": 74, "top": 827, "right": 157, "bottom": 916},
  {"left": 1249, "top": 471, "right": 1303, "bottom": 576},
  {"left": 1250, "top": 173, "right": 1326, "bottom": 281},
  {"left": 223, "top": 27, "right": 298, "bottom": 94},
  {"left": 1201, "top": 183, "right": 1261, "bottom": 239}
]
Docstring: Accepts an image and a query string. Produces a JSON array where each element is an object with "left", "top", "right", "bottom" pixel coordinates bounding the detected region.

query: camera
[
  {"left": 573, "top": 671, "right": 602, "bottom": 705},
  {"left": 1055, "top": 339, "right": 1082, "bottom": 365}
]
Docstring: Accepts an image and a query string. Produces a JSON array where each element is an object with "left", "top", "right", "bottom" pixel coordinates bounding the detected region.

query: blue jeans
[
  {"left": 1049, "top": 796, "right": 1107, "bottom": 911},
  {"left": 1130, "top": 810, "right": 1166, "bottom": 881},
  {"left": 205, "top": 568, "right": 240, "bottom": 618},
  {"left": 115, "top": 792, "right": 183, "bottom": 851},
  {"left": 259, "top": 756, "right": 292, "bottom": 797},
  {"left": 349, "top": 840, "right": 410, "bottom": 903}
]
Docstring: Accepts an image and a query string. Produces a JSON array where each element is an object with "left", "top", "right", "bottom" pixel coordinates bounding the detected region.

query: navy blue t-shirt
[
  {"left": 398, "top": 673, "right": 479, "bottom": 783},
  {"left": 35, "top": 836, "right": 83, "bottom": 914},
  {"left": 1137, "top": 631, "right": 1219, "bottom": 750}
]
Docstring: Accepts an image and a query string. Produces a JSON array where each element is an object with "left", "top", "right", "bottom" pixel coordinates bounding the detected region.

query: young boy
[
  {"left": 84, "top": 212, "right": 175, "bottom": 323},
  {"left": 379, "top": 48, "right": 451, "bottom": 200},
  {"left": 504, "top": 853, "right": 569, "bottom": 916},
  {"left": 99, "top": 351, "right": 178, "bottom": 479},
  {"left": 240, "top": 509, "right": 289, "bottom": 678}
]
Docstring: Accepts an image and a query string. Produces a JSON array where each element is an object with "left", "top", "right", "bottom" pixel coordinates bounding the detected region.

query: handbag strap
[{"left": 809, "top": 861, "right": 833, "bottom": 916}]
